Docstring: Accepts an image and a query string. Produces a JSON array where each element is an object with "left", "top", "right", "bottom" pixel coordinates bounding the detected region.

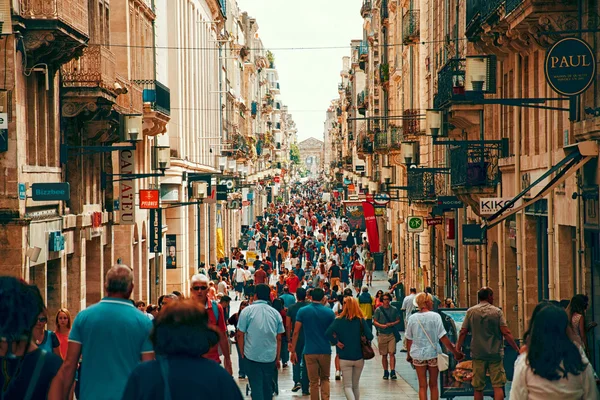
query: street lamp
[
  {"left": 425, "top": 109, "right": 442, "bottom": 137},
  {"left": 153, "top": 145, "right": 171, "bottom": 171}
]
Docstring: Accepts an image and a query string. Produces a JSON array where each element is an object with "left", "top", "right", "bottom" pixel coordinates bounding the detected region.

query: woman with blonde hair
[
  {"left": 54, "top": 308, "right": 72, "bottom": 360},
  {"left": 326, "top": 296, "right": 374, "bottom": 400},
  {"left": 406, "top": 292, "right": 463, "bottom": 400}
]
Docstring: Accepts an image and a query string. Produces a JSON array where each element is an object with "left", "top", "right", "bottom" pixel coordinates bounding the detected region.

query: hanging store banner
[
  {"left": 362, "top": 201, "right": 380, "bottom": 253},
  {"left": 545, "top": 37, "right": 596, "bottom": 96},
  {"left": 374, "top": 204, "right": 386, "bottom": 216},
  {"left": 119, "top": 150, "right": 136, "bottom": 225},
  {"left": 462, "top": 224, "right": 486, "bottom": 245},
  {"left": 149, "top": 208, "right": 162, "bottom": 254},
  {"left": 479, "top": 197, "right": 522, "bottom": 215},
  {"left": 344, "top": 201, "right": 366, "bottom": 231},
  {"left": 166, "top": 235, "right": 176, "bottom": 269}
]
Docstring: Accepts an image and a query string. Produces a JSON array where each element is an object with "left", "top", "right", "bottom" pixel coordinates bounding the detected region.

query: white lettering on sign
[
  {"left": 119, "top": 150, "right": 136, "bottom": 225},
  {"left": 479, "top": 198, "right": 522, "bottom": 215}
]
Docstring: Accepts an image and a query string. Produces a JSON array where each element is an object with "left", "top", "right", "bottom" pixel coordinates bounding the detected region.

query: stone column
[
  {"left": 86, "top": 236, "right": 103, "bottom": 306},
  {"left": 67, "top": 231, "right": 86, "bottom": 314}
]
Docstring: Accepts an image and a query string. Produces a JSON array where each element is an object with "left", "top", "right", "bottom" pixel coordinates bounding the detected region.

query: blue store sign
[{"left": 545, "top": 37, "right": 596, "bottom": 96}]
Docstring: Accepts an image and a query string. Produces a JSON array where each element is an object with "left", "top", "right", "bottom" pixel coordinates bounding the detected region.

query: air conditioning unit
[
  {"left": 401, "top": 142, "right": 419, "bottom": 166},
  {"left": 192, "top": 181, "right": 208, "bottom": 199}
]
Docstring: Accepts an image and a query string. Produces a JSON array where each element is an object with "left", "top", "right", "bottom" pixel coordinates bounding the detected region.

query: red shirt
[
  {"left": 352, "top": 263, "right": 365, "bottom": 280},
  {"left": 204, "top": 301, "right": 227, "bottom": 363},
  {"left": 286, "top": 275, "right": 300, "bottom": 293},
  {"left": 254, "top": 268, "right": 268, "bottom": 284}
]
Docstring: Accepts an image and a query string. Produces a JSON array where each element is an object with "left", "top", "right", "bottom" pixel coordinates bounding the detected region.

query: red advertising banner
[
  {"left": 344, "top": 201, "right": 365, "bottom": 230},
  {"left": 139, "top": 190, "right": 159, "bottom": 209},
  {"left": 362, "top": 201, "right": 380, "bottom": 253}
]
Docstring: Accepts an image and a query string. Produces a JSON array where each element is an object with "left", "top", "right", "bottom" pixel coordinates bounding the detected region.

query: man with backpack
[{"left": 190, "top": 274, "right": 232, "bottom": 374}]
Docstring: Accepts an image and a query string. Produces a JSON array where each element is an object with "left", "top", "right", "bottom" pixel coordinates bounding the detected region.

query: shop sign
[
  {"left": 373, "top": 193, "right": 391, "bottom": 206},
  {"left": 407, "top": 216, "right": 424, "bottom": 233},
  {"left": 18, "top": 183, "right": 26, "bottom": 200},
  {"left": 426, "top": 216, "right": 443, "bottom": 226},
  {"left": 139, "top": 189, "right": 160, "bottom": 209},
  {"left": 149, "top": 208, "right": 162, "bottom": 254},
  {"left": 437, "top": 196, "right": 463, "bottom": 209},
  {"left": 119, "top": 150, "right": 135, "bottom": 225},
  {"left": 479, "top": 197, "right": 521, "bottom": 215},
  {"left": 31, "top": 183, "right": 70, "bottom": 201},
  {"left": 463, "top": 224, "right": 486, "bottom": 245},
  {"left": 545, "top": 37, "right": 596, "bottom": 96}
]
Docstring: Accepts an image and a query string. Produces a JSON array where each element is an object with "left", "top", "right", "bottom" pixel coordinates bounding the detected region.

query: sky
[{"left": 236, "top": 0, "right": 364, "bottom": 143}]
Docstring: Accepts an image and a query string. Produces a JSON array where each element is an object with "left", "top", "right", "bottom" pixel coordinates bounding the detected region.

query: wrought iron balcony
[
  {"left": 465, "top": 0, "right": 482, "bottom": 39},
  {"left": 357, "top": 134, "right": 373, "bottom": 154},
  {"left": 62, "top": 45, "right": 116, "bottom": 92},
  {"left": 407, "top": 168, "right": 451, "bottom": 202},
  {"left": 433, "top": 58, "right": 466, "bottom": 109},
  {"left": 137, "top": 80, "right": 171, "bottom": 116},
  {"left": 390, "top": 126, "right": 402, "bottom": 149},
  {"left": 403, "top": 109, "right": 422, "bottom": 138},
  {"left": 374, "top": 131, "right": 388, "bottom": 151},
  {"left": 480, "top": 0, "right": 504, "bottom": 23},
  {"left": 505, "top": 0, "right": 523, "bottom": 13},
  {"left": 379, "top": 63, "right": 390, "bottom": 84},
  {"left": 360, "top": 0, "right": 371, "bottom": 17},
  {"left": 402, "top": 10, "right": 420, "bottom": 44},
  {"left": 450, "top": 140, "right": 508, "bottom": 189},
  {"left": 115, "top": 76, "right": 143, "bottom": 115},
  {"left": 19, "top": 0, "right": 89, "bottom": 35},
  {"left": 357, "top": 90, "right": 368, "bottom": 109}
]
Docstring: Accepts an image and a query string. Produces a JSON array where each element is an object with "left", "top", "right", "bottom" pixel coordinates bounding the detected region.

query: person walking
[
  {"left": 373, "top": 292, "right": 401, "bottom": 380},
  {"left": 456, "top": 287, "right": 520, "bottom": 400},
  {"left": 509, "top": 304, "right": 599, "bottom": 399},
  {"left": 54, "top": 308, "right": 72, "bottom": 360},
  {"left": 350, "top": 257, "right": 365, "bottom": 294},
  {"left": 363, "top": 251, "right": 375, "bottom": 287},
  {"left": 238, "top": 284, "right": 285, "bottom": 400},
  {"left": 189, "top": 274, "right": 233, "bottom": 374},
  {"left": 0, "top": 277, "right": 63, "bottom": 400},
  {"left": 357, "top": 286, "right": 375, "bottom": 332},
  {"left": 33, "top": 309, "right": 61, "bottom": 357},
  {"left": 401, "top": 287, "right": 418, "bottom": 351},
  {"left": 121, "top": 299, "right": 243, "bottom": 399},
  {"left": 233, "top": 263, "right": 246, "bottom": 301},
  {"left": 567, "top": 294, "right": 591, "bottom": 354},
  {"left": 228, "top": 300, "right": 250, "bottom": 379},
  {"left": 406, "top": 292, "right": 463, "bottom": 400},
  {"left": 49, "top": 265, "right": 154, "bottom": 400},
  {"left": 291, "top": 288, "right": 336, "bottom": 400},
  {"left": 287, "top": 287, "right": 310, "bottom": 395},
  {"left": 325, "top": 297, "right": 374, "bottom": 400}
]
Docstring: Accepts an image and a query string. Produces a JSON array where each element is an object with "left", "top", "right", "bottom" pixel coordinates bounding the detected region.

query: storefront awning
[{"left": 485, "top": 141, "right": 598, "bottom": 229}]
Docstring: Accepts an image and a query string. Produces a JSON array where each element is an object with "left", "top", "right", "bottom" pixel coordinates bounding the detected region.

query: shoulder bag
[
  {"left": 380, "top": 308, "right": 401, "bottom": 343},
  {"left": 415, "top": 316, "right": 449, "bottom": 371},
  {"left": 359, "top": 318, "right": 375, "bottom": 360}
]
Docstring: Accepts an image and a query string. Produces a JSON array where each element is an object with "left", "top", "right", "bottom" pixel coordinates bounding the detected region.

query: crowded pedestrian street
[{"left": 3, "top": 0, "right": 600, "bottom": 399}]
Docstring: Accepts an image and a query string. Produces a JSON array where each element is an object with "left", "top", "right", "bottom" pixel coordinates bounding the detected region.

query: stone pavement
[{"left": 229, "top": 271, "right": 510, "bottom": 399}]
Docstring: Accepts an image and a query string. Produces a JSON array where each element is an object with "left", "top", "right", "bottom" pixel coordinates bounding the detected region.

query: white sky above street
[{"left": 236, "top": 0, "right": 364, "bottom": 143}]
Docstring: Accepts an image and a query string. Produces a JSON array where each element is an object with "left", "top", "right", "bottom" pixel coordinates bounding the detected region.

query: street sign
[
  {"left": 545, "top": 37, "right": 596, "bottom": 96},
  {"left": 119, "top": 150, "right": 136, "bottom": 225},
  {"left": 407, "top": 216, "right": 424, "bottom": 233},
  {"left": 426, "top": 216, "right": 443, "bottom": 226},
  {"left": 479, "top": 197, "right": 521, "bottom": 215},
  {"left": 149, "top": 208, "right": 162, "bottom": 253},
  {"left": 373, "top": 193, "right": 391, "bottom": 206},
  {"left": 355, "top": 165, "right": 365, "bottom": 172},
  {"left": 18, "top": 183, "right": 26, "bottom": 200},
  {"left": 463, "top": 224, "right": 486, "bottom": 245},
  {"left": 139, "top": 189, "right": 160, "bottom": 209},
  {"left": 437, "top": 196, "right": 463, "bottom": 209},
  {"left": 31, "top": 183, "right": 70, "bottom": 201},
  {"left": 0, "top": 113, "right": 7, "bottom": 153}
]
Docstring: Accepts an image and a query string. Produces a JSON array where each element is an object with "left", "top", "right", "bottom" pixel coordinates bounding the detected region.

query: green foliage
[
  {"left": 289, "top": 143, "right": 301, "bottom": 165},
  {"left": 266, "top": 50, "right": 275, "bottom": 68}
]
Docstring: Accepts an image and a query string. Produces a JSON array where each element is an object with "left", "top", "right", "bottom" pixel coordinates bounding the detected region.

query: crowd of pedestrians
[{"left": 1, "top": 178, "right": 599, "bottom": 400}]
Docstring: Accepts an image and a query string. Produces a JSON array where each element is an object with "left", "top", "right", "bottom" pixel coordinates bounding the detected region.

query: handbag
[
  {"left": 380, "top": 307, "right": 401, "bottom": 343},
  {"left": 416, "top": 317, "right": 449, "bottom": 371},
  {"left": 359, "top": 318, "right": 375, "bottom": 360}
]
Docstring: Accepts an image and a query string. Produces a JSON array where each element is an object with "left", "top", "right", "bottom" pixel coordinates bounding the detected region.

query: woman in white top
[
  {"left": 510, "top": 304, "right": 599, "bottom": 400},
  {"left": 405, "top": 292, "right": 463, "bottom": 400}
]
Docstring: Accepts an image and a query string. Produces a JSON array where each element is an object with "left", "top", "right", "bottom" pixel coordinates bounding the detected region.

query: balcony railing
[
  {"left": 450, "top": 140, "right": 508, "bottom": 189},
  {"left": 360, "top": 0, "right": 371, "bottom": 17},
  {"left": 115, "top": 75, "right": 143, "bottom": 115},
  {"left": 403, "top": 109, "right": 422, "bottom": 137},
  {"left": 402, "top": 10, "right": 420, "bottom": 44},
  {"left": 466, "top": 0, "right": 481, "bottom": 38},
  {"left": 136, "top": 80, "right": 171, "bottom": 116},
  {"left": 374, "top": 131, "right": 388, "bottom": 151},
  {"left": 390, "top": 126, "right": 402, "bottom": 149},
  {"left": 357, "top": 90, "right": 368, "bottom": 108},
  {"left": 358, "top": 135, "right": 373, "bottom": 153},
  {"left": 433, "top": 58, "right": 466, "bottom": 109},
  {"left": 480, "top": 0, "right": 504, "bottom": 22},
  {"left": 506, "top": 0, "right": 523, "bottom": 14},
  {"left": 379, "top": 63, "right": 389, "bottom": 84},
  {"left": 61, "top": 45, "right": 116, "bottom": 90},
  {"left": 407, "top": 168, "right": 451, "bottom": 202},
  {"left": 19, "top": 0, "right": 89, "bottom": 36}
]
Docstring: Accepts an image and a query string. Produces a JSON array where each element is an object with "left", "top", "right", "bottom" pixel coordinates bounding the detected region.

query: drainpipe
[
  {"left": 576, "top": 171, "right": 583, "bottom": 292},
  {"left": 547, "top": 94, "right": 555, "bottom": 300},
  {"left": 462, "top": 206, "right": 469, "bottom": 305},
  {"left": 515, "top": 53, "right": 524, "bottom": 339}
]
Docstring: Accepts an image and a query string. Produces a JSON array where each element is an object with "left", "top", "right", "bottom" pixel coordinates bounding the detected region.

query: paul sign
[{"left": 545, "top": 37, "right": 596, "bottom": 96}]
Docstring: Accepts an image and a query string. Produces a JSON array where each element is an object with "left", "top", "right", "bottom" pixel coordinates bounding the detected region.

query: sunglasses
[
  {"left": 192, "top": 285, "right": 208, "bottom": 291},
  {"left": 383, "top": 298, "right": 391, "bottom": 301},
  {"left": 38, "top": 317, "right": 48, "bottom": 323}
]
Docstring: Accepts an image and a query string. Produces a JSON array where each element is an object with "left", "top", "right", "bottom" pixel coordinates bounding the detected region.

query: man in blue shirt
[
  {"left": 293, "top": 263, "right": 306, "bottom": 281},
  {"left": 238, "top": 284, "right": 285, "bottom": 400},
  {"left": 49, "top": 265, "right": 154, "bottom": 400},
  {"left": 291, "top": 288, "right": 335, "bottom": 400},
  {"left": 280, "top": 286, "right": 296, "bottom": 309}
]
